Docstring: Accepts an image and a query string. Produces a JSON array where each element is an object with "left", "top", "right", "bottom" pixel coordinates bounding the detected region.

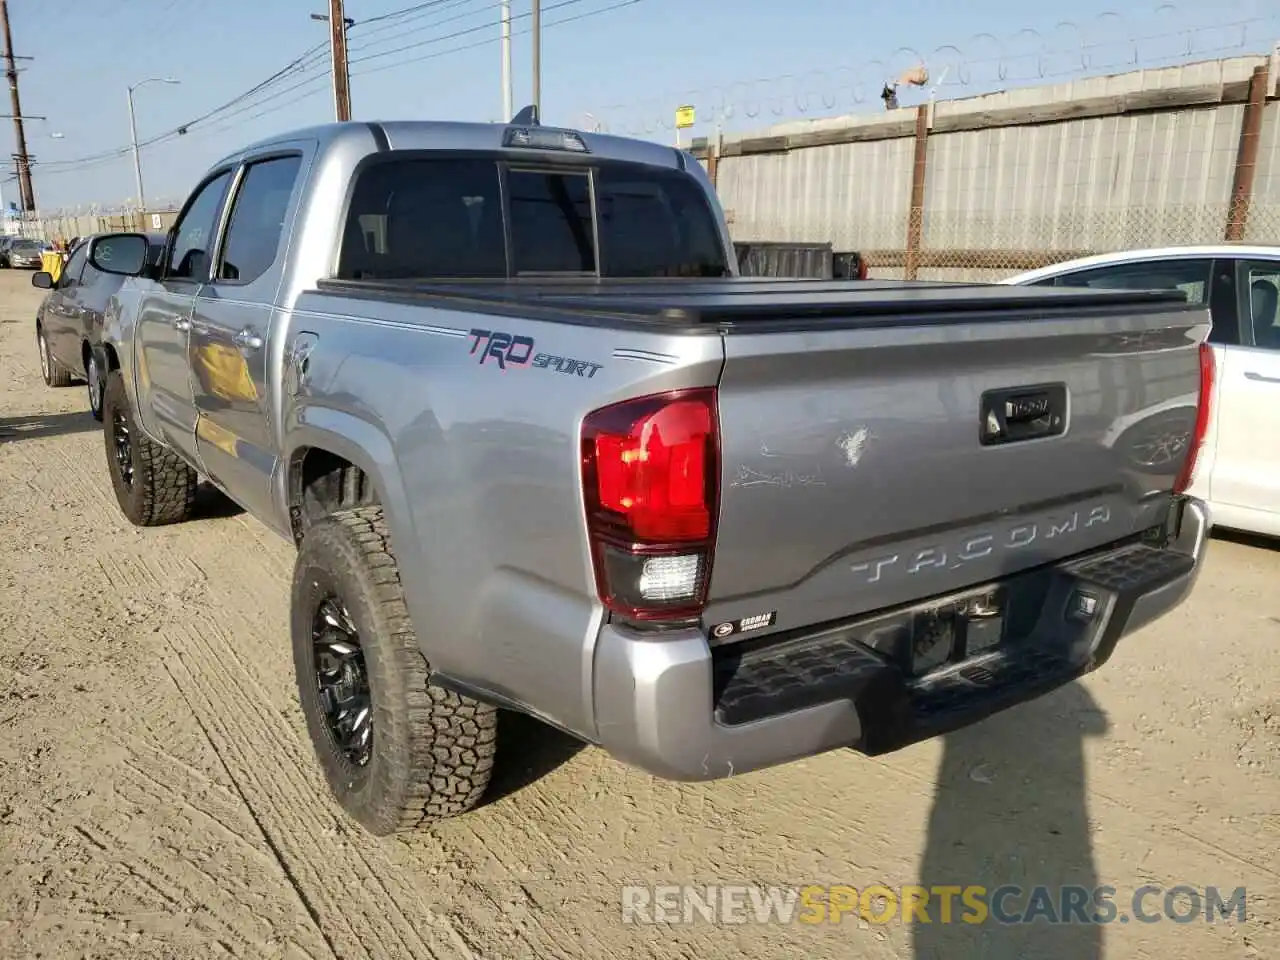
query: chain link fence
[
  {"left": 724, "top": 201, "right": 1280, "bottom": 283},
  {"left": 890, "top": 202, "right": 1277, "bottom": 282}
]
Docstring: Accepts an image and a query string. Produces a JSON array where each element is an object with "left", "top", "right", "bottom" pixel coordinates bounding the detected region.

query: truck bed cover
[{"left": 315, "top": 276, "right": 1194, "bottom": 330}]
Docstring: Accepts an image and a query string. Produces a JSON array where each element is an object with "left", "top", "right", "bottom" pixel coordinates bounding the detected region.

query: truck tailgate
[{"left": 705, "top": 298, "right": 1208, "bottom": 634}]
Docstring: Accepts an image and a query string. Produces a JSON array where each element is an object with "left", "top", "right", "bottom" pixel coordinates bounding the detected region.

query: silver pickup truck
[{"left": 82, "top": 115, "right": 1212, "bottom": 836}]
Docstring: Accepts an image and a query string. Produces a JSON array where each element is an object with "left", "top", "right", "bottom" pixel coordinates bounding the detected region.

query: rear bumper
[{"left": 593, "top": 496, "right": 1209, "bottom": 781}]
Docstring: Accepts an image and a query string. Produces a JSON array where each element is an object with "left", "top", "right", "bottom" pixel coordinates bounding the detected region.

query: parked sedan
[
  {"left": 0, "top": 236, "right": 18, "bottom": 267},
  {"left": 9, "top": 237, "right": 46, "bottom": 269},
  {"left": 32, "top": 232, "right": 167, "bottom": 420},
  {"left": 1004, "top": 244, "right": 1280, "bottom": 538}
]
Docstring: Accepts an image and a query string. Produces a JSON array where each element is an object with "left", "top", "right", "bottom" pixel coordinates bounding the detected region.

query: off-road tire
[
  {"left": 37, "top": 326, "right": 73, "bottom": 387},
  {"left": 101, "top": 370, "right": 198, "bottom": 526},
  {"left": 292, "top": 506, "right": 499, "bottom": 836}
]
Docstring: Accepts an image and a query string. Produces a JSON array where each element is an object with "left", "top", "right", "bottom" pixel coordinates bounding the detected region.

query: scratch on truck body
[
  {"left": 731, "top": 465, "right": 825, "bottom": 488},
  {"left": 837, "top": 426, "right": 871, "bottom": 468}
]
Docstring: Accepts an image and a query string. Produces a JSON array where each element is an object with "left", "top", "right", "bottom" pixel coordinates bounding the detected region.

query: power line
[
  {"left": 348, "top": 0, "right": 642, "bottom": 80},
  {"left": 348, "top": 0, "right": 603, "bottom": 67},
  {"left": 348, "top": 0, "right": 493, "bottom": 51},
  {"left": 32, "top": 0, "right": 643, "bottom": 180},
  {"left": 37, "top": 43, "right": 330, "bottom": 171}
]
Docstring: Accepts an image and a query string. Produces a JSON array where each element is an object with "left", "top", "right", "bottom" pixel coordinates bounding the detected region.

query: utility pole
[
  {"left": 327, "top": 0, "right": 352, "bottom": 121},
  {"left": 531, "top": 0, "right": 541, "bottom": 119},
  {"left": 127, "top": 88, "right": 142, "bottom": 212},
  {"left": 126, "top": 78, "right": 179, "bottom": 216},
  {"left": 0, "top": 0, "right": 34, "bottom": 212},
  {"left": 500, "top": 0, "right": 512, "bottom": 121}
]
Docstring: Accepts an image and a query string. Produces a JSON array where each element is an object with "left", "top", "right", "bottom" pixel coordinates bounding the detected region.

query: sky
[{"left": 5, "top": 0, "right": 1276, "bottom": 211}]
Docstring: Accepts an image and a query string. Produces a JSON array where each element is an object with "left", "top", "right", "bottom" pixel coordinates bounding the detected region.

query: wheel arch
[{"left": 283, "top": 411, "right": 415, "bottom": 556}]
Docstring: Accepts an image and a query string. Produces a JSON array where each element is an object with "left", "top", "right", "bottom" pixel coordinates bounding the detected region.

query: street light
[{"left": 127, "top": 77, "right": 180, "bottom": 212}]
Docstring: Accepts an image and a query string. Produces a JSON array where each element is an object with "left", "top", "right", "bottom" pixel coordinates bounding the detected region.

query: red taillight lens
[
  {"left": 581, "top": 388, "right": 719, "bottom": 620},
  {"left": 1173, "top": 342, "right": 1215, "bottom": 495}
]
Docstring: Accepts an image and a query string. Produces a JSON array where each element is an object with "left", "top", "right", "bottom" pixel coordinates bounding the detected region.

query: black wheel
[
  {"left": 292, "top": 506, "right": 498, "bottom": 836},
  {"left": 37, "top": 325, "right": 72, "bottom": 388},
  {"left": 86, "top": 350, "right": 104, "bottom": 422},
  {"left": 101, "top": 369, "right": 198, "bottom": 526}
]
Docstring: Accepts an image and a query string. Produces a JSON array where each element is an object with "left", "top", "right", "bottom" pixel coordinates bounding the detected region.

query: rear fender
[{"left": 283, "top": 406, "right": 432, "bottom": 651}]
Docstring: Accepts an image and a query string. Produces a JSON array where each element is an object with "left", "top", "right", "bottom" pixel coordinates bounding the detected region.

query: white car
[{"left": 1004, "top": 244, "right": 1280, "bottom": 539}]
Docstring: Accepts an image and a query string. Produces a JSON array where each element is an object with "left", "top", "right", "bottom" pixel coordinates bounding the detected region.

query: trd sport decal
[{"left": 468, "top": 328, "right": 603, "bottom": 378}]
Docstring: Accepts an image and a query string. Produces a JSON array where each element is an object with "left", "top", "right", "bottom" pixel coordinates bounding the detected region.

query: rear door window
[{"left": 216, "top": 154, "right": 303, "bottom": 285}]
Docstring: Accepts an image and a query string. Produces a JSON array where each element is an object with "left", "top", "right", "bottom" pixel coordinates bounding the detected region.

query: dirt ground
[{"left": 0, "top": 268, "right": 1277, "bottom": 960}]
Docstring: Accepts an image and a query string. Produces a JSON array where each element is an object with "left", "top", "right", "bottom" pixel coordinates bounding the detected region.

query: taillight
[
  {"left": 1173, "top": 342, "right": 1215, "bottom": 495},
  {"left": 857, "top": 256, "right": 868, "bottom": 281},
  {"left": 581, "top": 388, "right": 719, "bottom": 621}
]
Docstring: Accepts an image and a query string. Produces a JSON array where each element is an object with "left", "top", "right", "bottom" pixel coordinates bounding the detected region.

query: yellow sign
[{"left": 675, "top": 105, "right": 695, "bottom": 129}]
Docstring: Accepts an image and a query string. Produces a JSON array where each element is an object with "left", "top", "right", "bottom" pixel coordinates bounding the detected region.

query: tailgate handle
[{"left": 980, "top": 384, "right": 1067, "bottom": 446}]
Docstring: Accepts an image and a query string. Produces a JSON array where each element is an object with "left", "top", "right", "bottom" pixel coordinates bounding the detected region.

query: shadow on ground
[
  {"left": 912, "top": 681, "right": 1110, "bottom": 959},
  {"left": 478, "top": 710, "right": 586, "bottom": 808},
  {"left": 0, "top": 411, "right": 97, "bottom": 442},
  {"left": 1211, "top": 528, "right": 1278, "bottom": 553},
  {"left": 190, "top": 483, "right": 245, "bottom": 520}
]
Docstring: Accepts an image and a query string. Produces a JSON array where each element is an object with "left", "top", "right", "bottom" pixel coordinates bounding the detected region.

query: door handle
[
  {"left": 173, "top": 317, "right": 190, "bottom": 333},
  {"left": 1244, "top": 371, "right": 1280, "bottom": 384},
  {"left": 233, "top": 328, "right": 264, "bottom": 351}
]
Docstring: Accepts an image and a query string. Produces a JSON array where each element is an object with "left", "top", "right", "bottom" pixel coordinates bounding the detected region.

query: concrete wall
[{"left": 696, "top": 54, "right": 1280, "bottom": 281}]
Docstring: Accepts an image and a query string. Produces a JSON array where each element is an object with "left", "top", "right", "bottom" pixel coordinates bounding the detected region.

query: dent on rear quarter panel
[{"left": 293, "top": 296, "right": 724, "bottom": 740}]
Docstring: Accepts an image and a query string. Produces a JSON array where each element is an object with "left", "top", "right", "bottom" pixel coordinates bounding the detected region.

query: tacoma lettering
[{"left": 850, "top": 505, "right": 1114, "bottom": 585}]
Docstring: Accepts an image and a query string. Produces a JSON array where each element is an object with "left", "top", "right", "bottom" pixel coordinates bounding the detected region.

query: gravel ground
[{"left": 0, "top": 269, "right": 1277, "bottom": 960}]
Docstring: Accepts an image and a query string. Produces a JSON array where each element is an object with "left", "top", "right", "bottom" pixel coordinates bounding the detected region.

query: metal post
[
  {"left": 903, "top": 104, "right": 930, "bottom": 281},
  {"left": 531, "top": 0, "right": 541, "bottom": 118},
  {"left": 127, "top": 86, "right": 144, "bottom": 212},
  {"left": 500, "top": 0, "right": 512, "bottom": 121},
  {"left": 1224, "top": 62, "right": 1269, "bottom": 241}
]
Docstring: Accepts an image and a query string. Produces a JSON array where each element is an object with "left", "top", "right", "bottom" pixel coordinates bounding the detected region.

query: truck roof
[{"left": 217, "top": 119, "right": 687, "bottom": 174}]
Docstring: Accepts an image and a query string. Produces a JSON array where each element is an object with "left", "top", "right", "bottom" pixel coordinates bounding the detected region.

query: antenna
[{"left": 510, "top": 104, "right": 539, "bottom": 126}]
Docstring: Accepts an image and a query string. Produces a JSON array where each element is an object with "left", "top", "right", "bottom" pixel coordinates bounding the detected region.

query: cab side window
[
  {"left": 58, "top": 244, "right": 88, "bottom": 291},
  {"left": 166, "top": 170, "right": 232, "bottom": 282},
  {"left": 216, "top": 155, "right": 303, "bottom": 284}
]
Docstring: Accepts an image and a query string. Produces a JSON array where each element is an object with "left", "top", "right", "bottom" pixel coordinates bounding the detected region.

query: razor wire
[{"left": 585, "top": 0, "right": 1280, "bottom": 137}]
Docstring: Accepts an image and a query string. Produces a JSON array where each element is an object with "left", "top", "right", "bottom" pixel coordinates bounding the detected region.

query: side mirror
[
  {"left": 88, "top": 233, "right": 150, "bottom": 277},
  {"left": 31, "top": 271, "right": 53, "bottom": 290}
]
